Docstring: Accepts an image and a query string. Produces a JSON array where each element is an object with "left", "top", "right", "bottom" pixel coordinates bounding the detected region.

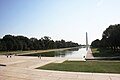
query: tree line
[
  {"left": 0, "top": 35, "right": 79, "bottom": 51},
  {"left": 91, "top": 24, "right": 120, "bottom": 52}
]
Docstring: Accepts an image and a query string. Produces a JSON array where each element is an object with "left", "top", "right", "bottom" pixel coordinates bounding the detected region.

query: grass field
[
  {"left": 91, "top": 48, "right": 120, "bottom": 57},
  {"left": 37, "top": 61, "right": 120, "bottom": 74},
  {"left": 0, "top": 51, "right": 32, "bottom": 55},
  {"left": 0, "top": 47, "right": 77, "bottom": 55}
]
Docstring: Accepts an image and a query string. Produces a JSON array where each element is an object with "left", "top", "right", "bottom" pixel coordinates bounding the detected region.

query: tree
[
  {"left": 61, "top": 39, "right": 67, "bottom": 48},
  {"left": 2, "top": 35, "right": 17, "bottom": 51},
  {"left": 1, "top": 41, "right": 7, "bottom": 51},
  {"left": 102, "top": 24, "right": 120, "bottom": 51},
  {"left": 30, "top": 38, "right": 41, "bottom": 50},
  {"left": 0, "top": 39, "right": 2, "bottom": 50},
  {"left": 91, "top": 24, "right": 120, "bottom": 52},
  {"left": 16, "top": 36, "right": 30, "bottom": 50},
  {"left": 0, "top": 35, "right": 79, "bottom": 51},
  {"left": 91, "top": 39, "right": 100, "bottom": 48},
  {"left": 40, "top": 36, "right": 52, "bottom": 49}
]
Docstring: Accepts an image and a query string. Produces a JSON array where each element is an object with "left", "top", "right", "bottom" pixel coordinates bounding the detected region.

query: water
[
  {"left": 62, "top": 48, "right": 87, "bottom": 59},
  {"left": 23, "top": 48, "right": 87, "bottom": 59}
]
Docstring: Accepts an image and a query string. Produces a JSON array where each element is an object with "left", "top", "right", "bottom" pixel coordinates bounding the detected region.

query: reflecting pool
[{"left": 23, "top": 48, "right": 87, "bottom": 59}]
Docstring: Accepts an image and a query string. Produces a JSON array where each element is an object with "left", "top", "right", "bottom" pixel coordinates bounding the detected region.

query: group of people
[{"left": 6, "top": 54, "right": 12, "bottom": 58}]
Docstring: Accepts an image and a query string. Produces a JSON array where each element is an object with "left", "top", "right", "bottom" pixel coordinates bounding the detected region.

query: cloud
[{"left": 96, "top": 0, "right": 103, "bottom": 7}]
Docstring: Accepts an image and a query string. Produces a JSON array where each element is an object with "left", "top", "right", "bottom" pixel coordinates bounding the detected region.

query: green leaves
[
  {"left": 91, "top": 24, "right": 120, "bottom": 52},
  {"left": 0, "top": 35, "right": 79, "bottom": 51}
]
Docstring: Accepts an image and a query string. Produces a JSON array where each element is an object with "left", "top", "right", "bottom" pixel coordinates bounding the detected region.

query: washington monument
[{"left": 86, "top": 32, "right": 89, "bottom": 50}]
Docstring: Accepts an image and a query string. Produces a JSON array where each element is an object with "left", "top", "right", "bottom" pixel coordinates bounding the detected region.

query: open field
[
  {"left": 91, "top": 48, "right": 120, "bottom": 57},
  {"left": 37, "top": 61, "right": 120, "bottom": 74}
]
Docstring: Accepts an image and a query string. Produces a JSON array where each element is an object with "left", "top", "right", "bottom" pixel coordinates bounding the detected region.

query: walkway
[
  {"left": 86, "top": 48, "right": 94, "bottom": 59},
  {"left": 0, "top": 55, "right": 120, "bottom": 80}
]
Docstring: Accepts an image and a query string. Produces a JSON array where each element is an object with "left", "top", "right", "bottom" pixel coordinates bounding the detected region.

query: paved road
[{"left": 0, "top": 55, "right": 120, "bottom": 80}]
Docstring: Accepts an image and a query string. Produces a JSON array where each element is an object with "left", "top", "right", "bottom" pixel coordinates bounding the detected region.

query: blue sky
[{"left": 0, "top": 0, "right": 120, "bottom": 44}]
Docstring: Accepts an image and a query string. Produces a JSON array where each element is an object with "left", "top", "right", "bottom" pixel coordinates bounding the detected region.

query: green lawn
[
  {"left": 37, "top": 61, "right": 120, "bottom": 74},
  {"left": 91, "top": 48, "right": 120, "bottom": 57},
  {"left": 0, "top": 47, "right": 77, "bottom": 55},
  {"left": 0, "top": 51, "right": 30, "bottom": 55}
]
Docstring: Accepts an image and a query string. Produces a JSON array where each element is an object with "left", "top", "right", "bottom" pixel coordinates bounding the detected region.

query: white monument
[{"left": 86, "top": 32, "right": 89, "bottom": 50}]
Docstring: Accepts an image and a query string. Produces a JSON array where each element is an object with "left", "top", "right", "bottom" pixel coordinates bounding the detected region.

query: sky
[{"left": 0, "top": 0, "right": 120, "bottom": 44}]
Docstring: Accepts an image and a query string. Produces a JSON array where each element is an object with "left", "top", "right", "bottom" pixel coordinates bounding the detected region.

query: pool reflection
[{"left": 23, "top": 48, "right": 87, "bottom": 59}]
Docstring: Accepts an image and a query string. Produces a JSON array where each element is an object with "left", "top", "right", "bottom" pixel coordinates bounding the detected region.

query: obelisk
[{"left": 86, "top": 32, "right": 88, "bottom": 50}]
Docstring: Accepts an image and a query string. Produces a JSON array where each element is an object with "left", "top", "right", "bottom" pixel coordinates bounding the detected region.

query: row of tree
[
  {"left": 91, "top": 24, "right": 120, "bottom": 52},
  {"left": 0, "top": 35, "right": 79, "bottom": 51}
]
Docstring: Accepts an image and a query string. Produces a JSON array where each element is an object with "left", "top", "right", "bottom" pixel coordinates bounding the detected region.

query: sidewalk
[
  {"left": 86, "top": 48, "right": 94, "bottom": 59},
  {"left": 0, "top": 55, "right": 120, "bottom": 80}
]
